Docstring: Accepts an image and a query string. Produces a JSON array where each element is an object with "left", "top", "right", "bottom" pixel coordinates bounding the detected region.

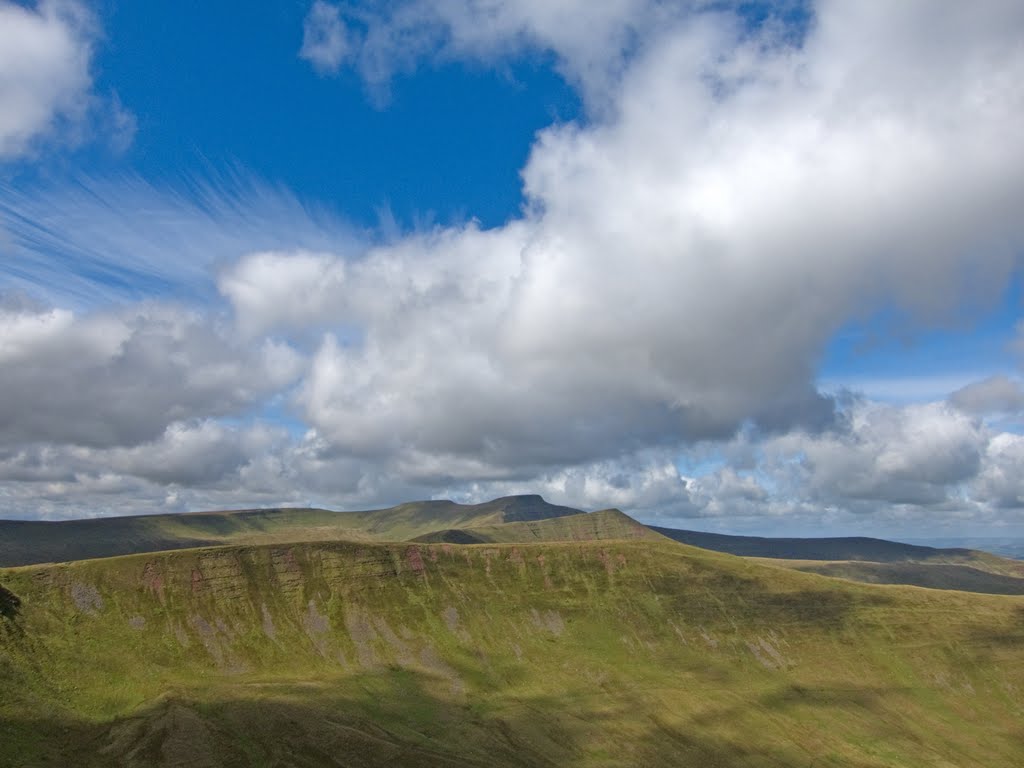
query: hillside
[
  {"left": 759, "top": 558, "right": 1024, "bottom": 595},
  {"left": 0, "top": 495, "right": 582, "bottom": 567},
  {"left": 3, "top": 537, "right": 1024, "bottom": 766},
  {"left": 411, "top": 508, "right": 661, "bottom": 545},
  {"left": 651, "top": 526, "right": 1024, "bottom": 578}
]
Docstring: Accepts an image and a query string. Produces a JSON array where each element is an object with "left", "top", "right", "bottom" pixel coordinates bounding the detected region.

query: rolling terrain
[
  {"left": 0, "top": 495, "right": 580, "bottom": 568},
  {"left": 755, "top": 558, "right": 1024, "bottom": 596},
  {"left": 3, "top": 534, "right": 1024, "bottom": 766},
  {"left": 649, "top": 527, "right": 1024, "bottom": 573},
  {"left": 4, "top": 495, "right": 1024, "bottom": 597},
  {"left": 408, "top": 509, "right": 1024, "bottom": 596},
  {"left": 650, "top": 526, "right": 1024, "bottom": 592}
]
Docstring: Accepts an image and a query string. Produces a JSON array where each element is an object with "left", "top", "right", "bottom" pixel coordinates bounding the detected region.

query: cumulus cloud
[
  {"left": 0, "top": 0, "right": 132, "bottom": 159},
  {"left": 647, "top": 397, "right": 1022, "bottom": 531},
  {"left": 265, "top": 0, "right": 1024, "bottom": 484},
  {"left": 5, "top": 2, "right": 1024, "bottom": 529},
  {"left": 768, "top": 401, "right": 986, "bottom": 508},
  {"left": 220, "top": 250, "right": 351, "bottom": 337},
  {"left": 973, "top": 433, "right": 1024, "bottom": 510},
  {"left": 0, "top": 304, "right": 303, "bottom": 448}
]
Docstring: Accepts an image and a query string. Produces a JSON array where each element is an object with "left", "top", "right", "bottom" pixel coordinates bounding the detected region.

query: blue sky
[
  {"left": 2, "top": 0, "right": 1024, "bottom": 538},
  {"left": 16, "top": 1, "right": 581, "bottom": 230}
]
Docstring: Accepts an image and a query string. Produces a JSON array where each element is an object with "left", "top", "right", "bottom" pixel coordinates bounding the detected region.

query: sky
[{"left": 1, "top": 0, "right": 1024, "bottom": 538}]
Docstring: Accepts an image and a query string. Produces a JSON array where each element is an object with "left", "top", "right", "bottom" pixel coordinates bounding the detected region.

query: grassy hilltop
[{"left": 3, "top": 530, "right": 1024, "bottom": 766}]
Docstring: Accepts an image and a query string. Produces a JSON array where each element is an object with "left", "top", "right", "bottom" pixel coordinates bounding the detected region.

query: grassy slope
[
  {"left": 651, "top": 527, "right": 1024, "bottom": 578},
  {"left": 753, "top": 558, "right": 1024, "bottom": 596},
  {"left": 0, "top": 495, "right": 583, "bottom": 567},
  {"left": 411, "top": 509, "right": 663, "bottom": 545},
  {"left": 419, "top": 514, "right": 1024, "bottom": 597},
  {"left": 3, "top": 538, "right": 1024, "bottom": 767}
]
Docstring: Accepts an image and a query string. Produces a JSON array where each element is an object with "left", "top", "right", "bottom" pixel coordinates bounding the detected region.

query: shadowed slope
[
  {"left": 0, "top": 495, "right": 583, "bottom": 567},
  {"left": 3, "top": 537, "right": 1024, "bottom": 766}
]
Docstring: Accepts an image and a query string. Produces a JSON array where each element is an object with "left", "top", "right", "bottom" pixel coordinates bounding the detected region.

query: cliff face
[{"left": 3, "top": 538, "right": 1024, "bottom": 767}]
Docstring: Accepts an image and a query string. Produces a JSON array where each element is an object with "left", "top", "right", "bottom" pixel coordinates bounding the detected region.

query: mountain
[
  {"left": 649, "top": 525, "right": 1024, "bottom": 595},
  {"left": 4, "top": 536, "right": 1024, "bottom": 766},
  {"left": 904, "top": 537, "right": 1024, "bottom": 561},
  {"left": 0, "top": 495, "right": 583, "bottom": 567},
  {"left": 652, "top": 527, "right": 972, "bottom": 562}
]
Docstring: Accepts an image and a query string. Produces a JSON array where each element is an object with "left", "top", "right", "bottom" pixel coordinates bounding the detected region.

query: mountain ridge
[
  {"left": 0, "top": 495, "right": 583, "bottom": 567},
  {"left": 4, "top": 534, "right": 1024, "bottom": 766}
]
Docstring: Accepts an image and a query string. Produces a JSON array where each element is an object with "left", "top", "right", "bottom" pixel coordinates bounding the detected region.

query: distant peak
[{"left": 494, "top": 494, "right": 546, "bottom": 505}]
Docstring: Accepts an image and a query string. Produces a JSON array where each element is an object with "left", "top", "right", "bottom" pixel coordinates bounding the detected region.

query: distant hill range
[
  {"left": 3, "top": 496, "right": 1023, "bottom": 595},
  {"left": 651, "top": 526, "right": 1024, "bottom": 593},
  {"left": 905, "top": 537, "right": 1024, "bottom": 561},
  {"left": 0, "top": 494, "right": 581, "bottom": 567},
  {"left": 649, "top": 527, "right": 977, "bottom": 562}
]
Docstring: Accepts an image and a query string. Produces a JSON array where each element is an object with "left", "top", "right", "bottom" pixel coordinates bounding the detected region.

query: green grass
[
  {"left": 753, "top": 557, "right": 1024, "bottom": 595},
  {"left": 3, "top": 537, "right": 1024, "bottom": 766},
  {"left": 411, "top": 508, "right": 663, "bottom": 544},
  {"left": 651, "top": 527, "right": 1024, "bottom": 578}
]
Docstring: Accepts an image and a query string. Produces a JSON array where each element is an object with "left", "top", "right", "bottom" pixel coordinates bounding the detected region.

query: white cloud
[
  {"left": 973, "top": 433, "right": 1024, "bottom": 510},
  {"left": 0, "top": 0, "right": 132, "bottom": 159},
  {"left": 300, "top": 1, "right": 355, "bottom": 75},
  {"left": 645, "top": 396, "right": 1024, "bottom": 531},
  {"left": 305, "top": 0, "right": 701, "bottom": 107},
  {"left": 0, "top": 174, "right": 359, "bottom": 308},
  {"left": 264, "top": 1, "right": 1024, "bottom": 482},
  {"left": 220, "top": 250, "right": 350, "bottom": 337},
  {"left": 768, "top": 401, "right": 985, "bottom": 507},
  {"left": 0, "top": 304, "right": 303, "bottom": 448},
  {"left": 5, "top": 2, "right": 1024, "bottom": 530}
]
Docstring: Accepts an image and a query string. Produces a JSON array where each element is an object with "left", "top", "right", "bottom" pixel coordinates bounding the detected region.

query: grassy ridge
[
  {"left": 411, "top": 509, "right": 662, "bottom": 544},
  {"left": 650, "top": 527, "right": 1023, "bottom": 570},
  {"left": 757, "top": 558, "right": 1024, "bottom": 595},
  {"left": 0, "top": 495, "right": 582, "bottom": 567},
  {"left": 3, "top": 537, "right": 1024, "bottom": 766},
  {"left": 651, "top": 527, "right": 1024, "bottom": 579}
]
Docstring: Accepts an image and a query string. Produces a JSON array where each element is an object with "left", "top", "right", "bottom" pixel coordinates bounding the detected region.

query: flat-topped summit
[{"left": 475, "top": 494, "right": 583, "bottom": 522}]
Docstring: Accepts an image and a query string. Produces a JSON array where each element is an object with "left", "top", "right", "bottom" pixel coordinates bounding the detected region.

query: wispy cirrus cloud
[{"left": 0, "top": 172, "right": 361, "bottom": 309}]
